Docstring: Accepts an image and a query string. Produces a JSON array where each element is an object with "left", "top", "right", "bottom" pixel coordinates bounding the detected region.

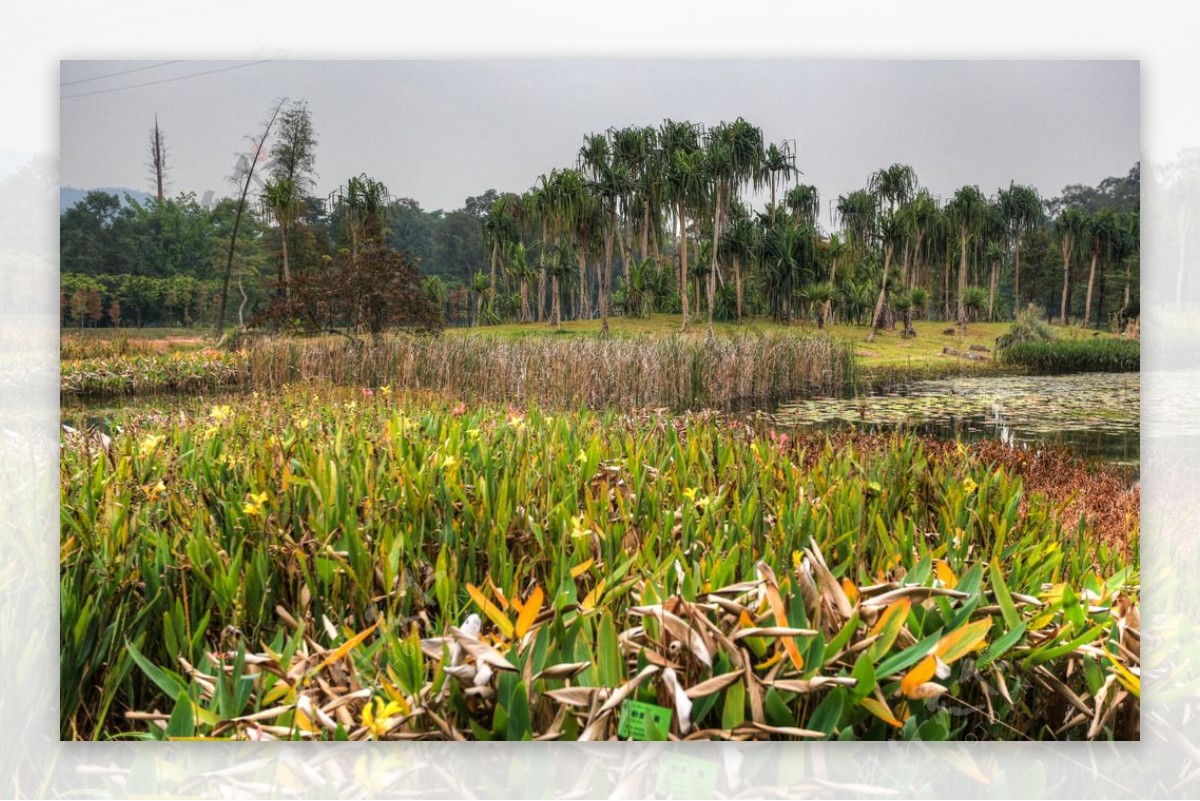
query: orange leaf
[
  {"left": 899, "top": 654, "right": 938, "bottom": 699},
  {"left": 466, "top": 583, "right": 515, "bottom": 639},
  {"left": 487, "top": 576, "right": 510, "bottom": 611},
  {"left": 841, "top": 577, "right": 859, "bottom": 604},
  {"left": 316, "top": 621, "right": 379, "bottom": 671},
  {"left": 935, "top": 560, "right": 958, "bottom": 589},
  {"left": 515, "top": 586, "right": 544, "bottom": 639},
  {"left": 861, "top": 697, "right": 903, "bottom": 728},
  {"left": 763, "top": 581, "right": 804, "bottom": 671},
  {"left": 570, "top": 558, "right": 595, "bottom": 579},
  {"left": 581, "top": 578, "right": 606, "bottom": 611},
  {"left": 934, "top": 618, "right": 992, "bottom": 665}
]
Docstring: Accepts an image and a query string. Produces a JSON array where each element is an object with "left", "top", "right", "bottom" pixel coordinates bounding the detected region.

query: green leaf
[
  {"left": 126, "top": 639, "right": 190, "bottom": 702},
  {"left": 806, "top": 687, "right": 845, "bottom": 737},
  {"left": 506, "top": 681, "right": 532, "bottom": 741},
  {"left": 989, "top": 558, "right": 1021, "bottom": 632},
  {"left": 850, "top": 653, "right": 876, "bottom": 701},
  {"left": 166, "top": 691, "right": 195, "bottom": 739},
  {"left": 721, "top": 680, "right": 746, "bottom": 731},
  {"left": 876, "top": 628, "right": 943, "bottom": 679},
  {"left": 977, "top": 622, "right": 1027, "bottom": 669}
]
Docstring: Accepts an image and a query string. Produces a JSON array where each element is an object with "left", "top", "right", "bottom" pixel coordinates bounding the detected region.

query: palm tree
[
  {"left": 660, "top": 119, "right": 705, "bottom": 332},
  {"left": 704, "top": 118, "right": 763, "bottom": 334},
  {"left": 760, "top": 140, "right": 796, "bottom": 208},
  {"left": 961, "top": 286, "right": 988, "bottom": 328},
  {"left": 802, "top": 281, "right": 837, "bottom": 329},
  {"left": 905, "top": 189, "right": 938, "bottom": 291},
  {"left": 580, "top": 131, "right": 632, "bottom": 337},
  {"left": 504, "top": 240, "right": 535, "bottom": 323},
  {"left": 892, "top": 291, "right": 915, "bottom": 338},
  {"left": 909, "top": 286, "right": 929, "bottom": 323},
  {"left": 756, "top": 215, "right": 814, "bottom": 323},
  {"left": 328, "top": 174, "right": 390, "bottom": 267},
  {"left": 947, "top": 185, "right": 988, "bottom": 328},
  {"left": 262, "top": 177, "right": 298, "bottom": 297},
  {"left": 1083, "top": 208, "right": 1118, "bottom": 328},
  {"left": 785, "top": 184, "right": 820, "bottom": 228},
  {"left": 1055, "top": 207, "right": 1087, "bottom": 325},
  {"left": 869, "top": 164, "right": 917, "bottom": 214},
  {"left": 723, "top": 201, "right": 757, "bottom": 323},
  {"left": 998, "top": 183, "right": 1044, "bottom": 312},
  {"left": 984, "top": 240, "right": 1006, "bottom": 321},
  {"left": 470, "top": 270, "right": 490, "bottom": 326},
  {"left": 483, "top": 194, "right": 520, "bottom": 309},
  {"left": 867, "top": 210, "right": 910, "bottom": 342}
]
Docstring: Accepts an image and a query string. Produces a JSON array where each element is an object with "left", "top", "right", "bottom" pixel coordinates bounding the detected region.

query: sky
[{"left": 59, "top": 60, "right": 1139, "bottom": 222}]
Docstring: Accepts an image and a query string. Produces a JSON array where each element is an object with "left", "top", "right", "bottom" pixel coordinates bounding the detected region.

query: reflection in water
[{"left": 774, "top": 372, "right": 1140, "bottom": 465}]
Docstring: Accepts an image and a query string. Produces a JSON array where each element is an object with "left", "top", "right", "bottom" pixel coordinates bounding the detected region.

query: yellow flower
[
  {"left": 381, "top": 385, "right": 392, "bottom": 396},
  {"left": 575, "top": 449, "right": 588, "bottom": 465},
  {"left": 569, "top": 514, "right": 590, "bottom": 539},
  {"left": 682, "top": 487, "right": 699, "bottom": 502},
  {"left": 442, "top": 455, "right": 458, "bottom": 470},
  {"left": 792, "top": 550, "right": 803, "bottom": 571},
  {"left": 243, "top": 491, "right": 268, "bottom": 517},
  {"left": 962, "top": 477, "right": 978, "bottom": 494},
  {"left": 138, "top": 433, "right": 164, "bottom": 457},
  {"left": 362, "top": 697, "right": 406, "bottom": 740},
  {"left": 209, "top": 404, "right": 231, "bottom": 422}
]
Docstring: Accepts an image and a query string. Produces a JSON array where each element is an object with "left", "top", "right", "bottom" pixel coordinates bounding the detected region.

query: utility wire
[
  {"left": 62, "top": 60, "right": 271, "bottom": 100},
  {"left": 61, "top": 60, "right": 183, "bottom": 86}
]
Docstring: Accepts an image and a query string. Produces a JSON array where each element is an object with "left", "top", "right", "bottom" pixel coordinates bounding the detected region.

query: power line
[
  {"left": 60, "top": 60, "right": 183, "bottom": 86},
  {"left": 61, "top": 60, "right": 272, "bottom": 100}
]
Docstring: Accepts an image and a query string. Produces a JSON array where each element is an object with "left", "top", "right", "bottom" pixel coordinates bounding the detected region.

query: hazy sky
[{"left": 60, "top": 60, "right": 1139, "bottom": 222}]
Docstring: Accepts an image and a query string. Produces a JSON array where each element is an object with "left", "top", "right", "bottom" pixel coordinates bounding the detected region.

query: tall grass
[
  {"left": 242, "top": 332, "right": 856, "bottom": 410},
  {"left": 997, "top": 339, "right": 1140, "bottom": 374},
  {"left": 60, "top": 392, "right": 1139, "bottom": 741}
]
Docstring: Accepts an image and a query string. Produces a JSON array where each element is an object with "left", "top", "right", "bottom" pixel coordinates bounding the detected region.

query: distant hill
[{"left": 60, "top": 186, "right": 153, "bottom": 214}]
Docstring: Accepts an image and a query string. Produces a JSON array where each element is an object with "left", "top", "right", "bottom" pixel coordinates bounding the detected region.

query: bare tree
[
  {"left": 216, "top": 99, "right": 286, "bottom": 334},
  {"left": 147, "top": 115, "right": 168, "bottom": 202}
]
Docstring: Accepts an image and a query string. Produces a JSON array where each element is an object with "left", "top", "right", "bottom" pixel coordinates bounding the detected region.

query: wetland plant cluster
[{"left": 60, "top": 392, "right": 1139, "bottom": 741}]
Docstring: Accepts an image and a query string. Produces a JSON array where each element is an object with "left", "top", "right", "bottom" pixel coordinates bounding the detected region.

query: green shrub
[{"left": 997, "top": 338, "right": 1139, "bottom": 374}]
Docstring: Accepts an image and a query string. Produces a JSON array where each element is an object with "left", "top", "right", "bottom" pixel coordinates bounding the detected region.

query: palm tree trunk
[
  {"left": 1059, "top": 236, "right": 1072, "bottom": 325},
  {"left": 552, "top": 275, "right": 561, "bottom": 328},
  {"left": 1084, "top": 252, "right": 1098, "bottom": 328},
  {"left": 867, "top": 243, "right": 893, "bottom": 342},
  {"left": 602, "top": 214, "right": 615, "bottom": 337},
  {"left": 1013, "top": 237, "right": 1023, "bottom": 313},
  {"left": 734, "top": 255, "right": 743, "bottom": 323},
  {"left": 708, "top": 191, "right": 721, "bottom": 334},
  {"left": 577, "top": 249, "right": 589, "bottom": 320},
  {"left": 489, "top": 239, "right": 499, "bottom": 304},
  {"left": 988, "top": 258, "right": 998, "bottom": 321},
  {"left": 957, "top": 227, "right": 969, "bottom": 328},
  {"left": 678, "top": 202, "right": 689, "bottom": 332},
  {"left": 280, "top": 219, "right": 291, "bottom": 298}
]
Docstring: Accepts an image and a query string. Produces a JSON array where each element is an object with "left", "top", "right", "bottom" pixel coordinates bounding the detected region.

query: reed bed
[
  {"left": 60, "top": 391, "right": 1139, "bottom": 741},
  {"left": 242, "top": 332, "right": 856, "bottom": 410},
  {"left": 60, "top": 350, "right": 243, "bottom": 397},
  {"left": 997, "top": 339, "right": 1140, "bottom": 374},
  {"left": 60, "top": 335, "right": 163, "bottom": 361}
]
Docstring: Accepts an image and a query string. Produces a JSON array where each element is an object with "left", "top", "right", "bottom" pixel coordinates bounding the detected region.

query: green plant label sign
[
  {"left": 655, "top": 752, "right": 719, "bottom": 798},
  {"left": 617, "top": 699, "right": 672, "bottom": 741}
]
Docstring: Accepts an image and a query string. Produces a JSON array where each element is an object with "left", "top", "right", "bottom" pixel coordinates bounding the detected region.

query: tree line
[{"left": 60, "top": 105, "right": 1139, "bottom": 336}]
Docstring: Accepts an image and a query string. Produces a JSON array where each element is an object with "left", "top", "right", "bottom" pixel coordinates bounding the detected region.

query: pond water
[
  {"left": 62, "top": 372, "right": 1141, "bottom": 467},
  {"left": 774, "top": 372, "right": 1139, "bottom": 466}
]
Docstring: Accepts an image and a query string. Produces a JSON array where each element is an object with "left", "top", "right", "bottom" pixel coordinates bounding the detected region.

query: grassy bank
[
  {"left": 62, "top": 331, "right": 857, "bottom": 408},
  {"left": 61, "top": 392, "right": 1139, "bottom": 741},
  {"left": 998, "top": 339, "right": 1140, "bottom": 374}
]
